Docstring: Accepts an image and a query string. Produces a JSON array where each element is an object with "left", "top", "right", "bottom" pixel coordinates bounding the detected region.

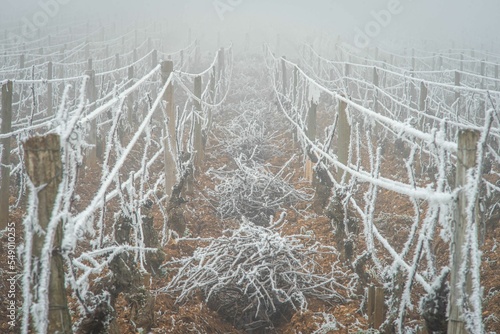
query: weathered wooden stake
[
  {"left": 281, "top": 56, "right": 287, "bottom": 96},
  {"left": 306, "top": 100, "right": 317, "bottom": 142},
  {"left": 194, "top": 39, "right": 200, "bottom": 68},
  {"left": 409, "top": 72, "right": 417, "bottom": 109},
  {"left": 152, "top": 49, "right": 158, "bottom": 69},
  {"left": 293, "top": 65, "right": 298, "bottom": 104},
  {"left": 0, "top": 81, "right": 13, "bottom": 230},
  {"left": 337, "top": 99, "right": 350, "bottom": 183},
  {"left": 151, "top": 50, "right": 158, "bottom": 101},
  {"left": 419, "top": 81, "right": 428, "bottom": 129},
  {"left": 447, "top": 129, "right": 480, "bottom": 334},
  {"left": 367, "top": 285, "right": 385, "bottom": 330},
  {"left": 127, "top": 65, "right": 135, "bottom": 122},
  {"left": 367, "top": 286, "right": 375, "bottom": 327},
  {"left": 344, "top": 63, "right": 350, "bottom": 92},
  {"left": 292, "top": 66, "right": 299, "bottom": 148},
  {"left": 23, "top": 134, "right": 72, "bottom": 333},
  {"left": 193, "top": 76, "right": 203, "bottom": 167},
  {"left": 419, "top": 81, "right": 428, "bottom": 111},
  {"left": 85, "top": 69, "right": 97, "bottom": 167},
  {"left": 161, "top": 61, "right": 176, "bottom": 199},
  {"left": 374, "top": 287, "right": 385, "bottom": 329},
  {"left": 85, "top": 42, "right": 90, "bottom": 60},
  {"left": 206, "top": 67, "right": 216, "bottom": 140},
  {"left": 304, "top": 98, "right": 317, "bottom": 182},
  {"left": 217, "top": 48, "right": 225, "bottom": 82}
]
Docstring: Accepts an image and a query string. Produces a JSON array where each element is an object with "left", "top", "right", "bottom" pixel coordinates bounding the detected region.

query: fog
[{"left": 2, "top": 0, "right": 500, "bottom": 56}]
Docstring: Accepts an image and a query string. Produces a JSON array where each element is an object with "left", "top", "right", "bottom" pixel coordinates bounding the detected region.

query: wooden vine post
[
  {"left": 292, "top": 65, "right": 299, "bottom": 147},
  {"left": 409, "top": 71, "right": 417, "bottom": 109},
  {"left": 367, "top": 285, "right": 385, "bottom": 330},
  {"left": 193, "top": 76, "right": 203, "bottom": 167},
  {"left": 373, "top": 67, "right": 379, "bottom": 113},
  {"left": 344, "top": 63, "right": 350, "bottom": 91},
  {"left": 304, "top": 97, "right": 317, "bottom": 182},
  {"left": 217, "top": 48, "right": 225, "bottom": 84},
  {"left": 447, "top": 129, "right": 480, "bottom": 334},
  {"left": 0, "top": 81, "right": 13, "bottom": 230},
  {"left": 85, "top": 68, "right": 97, "bottom": 167},
  {"left": 195, "top": 39, "right": 201, "bottom": 68},
  {"left": 336, "top": 98, "right": 350, "bottom": 183},
  {"left": 206, "top": 67, "right": 216, "bottom": 143},
  {"left": 152, "top": 49, "right": 158, "bottom": 69},
  {"left": 23, "top": 134, "right": 72, "bottom": 333},
  {"left": 85, "top": 42, "right": 90, "bottom": 62},
  {"left": 151, "top": 50, "right": 158, "bottom": 101},
  {"left": 184, "top": 76, "right": 204, "bottom": 196},
  {"left": 127, "top": 65, "right": 135, "bottom": 123},
  {"left": 281, "top": 56, "right": 287, "bottom": 96},
  {"left": 161, "top": 60, "right": 176, "bottom": 199},
  {"left": 419, "top": 81, "right": 428, "bottom": 112},
  {"left": 419, "top": 81, "right": 428, "bottom": 129}
]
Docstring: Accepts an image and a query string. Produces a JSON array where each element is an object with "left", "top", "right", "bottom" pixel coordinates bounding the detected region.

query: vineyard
[{"left": 1, "top": 18, "right": 500, "bottom": 334}]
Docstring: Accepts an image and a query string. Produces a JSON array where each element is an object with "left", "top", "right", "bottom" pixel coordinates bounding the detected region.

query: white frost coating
[
  {"left": 20, "top": 181, "right": 39, "bottom": 334},
  {"left": 274, "top": 50, "right": 460, "bottom": 152},
  {"left": 67, "top": 71, "right": 173, "bottom": 245},
  {"left": 80, "top": 65, "right": 161, "bottom": 124},
  {"left": 266, "top": 45, "right": 500, "bottom": 333},
  {"left": 308, "top": 80, "right": 321, "bottom": 104},
  {"left": 274, "top": 90, "right": 455, "bottom": 203}
]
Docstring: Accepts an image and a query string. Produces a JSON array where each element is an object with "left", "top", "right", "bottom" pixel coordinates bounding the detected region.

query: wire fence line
[{"left": 265, "top": 43, "right": 499, "bottom": 333}]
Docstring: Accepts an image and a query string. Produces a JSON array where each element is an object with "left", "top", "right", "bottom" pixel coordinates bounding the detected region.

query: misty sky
[{"left": 2, "top": 0, "right": 500, "bottom": 53}]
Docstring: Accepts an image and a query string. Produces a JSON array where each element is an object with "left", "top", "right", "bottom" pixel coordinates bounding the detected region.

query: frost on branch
[
  {"left": 160, "top": 221, "right": 351, "bottom": 331},
  {"left": 221, "top": 106, "right": 282, "bottom": 162},
  {"left": 208, "top": 155, "right": 311, "bottom": 226}
]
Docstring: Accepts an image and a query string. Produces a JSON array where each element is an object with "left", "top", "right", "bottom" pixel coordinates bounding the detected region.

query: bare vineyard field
[{"left": 1, "top": 18, "right": 500, "bottom": 334}]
